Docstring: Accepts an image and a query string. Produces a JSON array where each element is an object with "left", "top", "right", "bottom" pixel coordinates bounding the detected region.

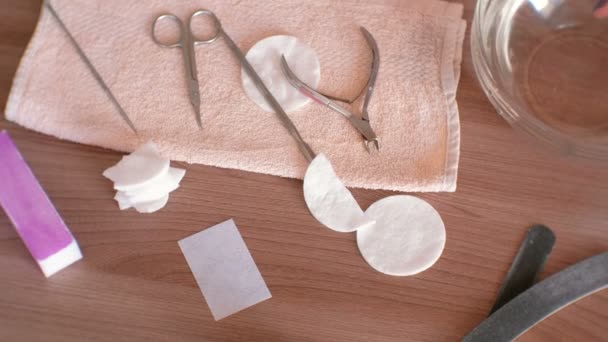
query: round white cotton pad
[
  {"left": 357, "top": 196, "right": 446, "bottom": 276},
  {"left": 242, "top": 35, "right": 320, "bottom": 113},
  {"left": 303, "top": 153, "right": 375, "bottom": 232}
]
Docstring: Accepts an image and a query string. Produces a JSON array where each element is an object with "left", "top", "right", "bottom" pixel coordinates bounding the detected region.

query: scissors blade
[
  {"left": 360, "top": 26, "right": 380, "bottom": 123},
  {"left": 188, "top": 78, "right": 202, "bottom": 129},
  {"left": 364, "top": 139, "right": 380, "bottom": 153}
]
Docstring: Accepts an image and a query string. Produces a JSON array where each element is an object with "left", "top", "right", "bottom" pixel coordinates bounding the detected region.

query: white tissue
[
  {"left": 303, "top": 154, "right": 375, "bottom": 232},
  {"left": 242, "top": 35, "right": 320, "bottom": 113},
  {"left": 103, "top": 142, "right": 185, "bottom": 213},
  {"left": 357, "top": 196, "right": 446, "bottom": 276},
  {"left": 178, "top": 219, "right": 272, "bottom": 321}
]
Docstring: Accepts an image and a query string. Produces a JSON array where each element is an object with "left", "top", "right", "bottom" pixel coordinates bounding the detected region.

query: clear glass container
[{"left": 472, "top": 0, "right": 608, "bottom": 159}]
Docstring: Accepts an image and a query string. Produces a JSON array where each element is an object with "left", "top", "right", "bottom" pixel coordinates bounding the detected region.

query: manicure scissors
[
  {"left": 152, "top": 11, "right": 221, "bottom": 129},
  {"left": 281, "top": 27, "right": 380, "bottom": 153},
  {"left": 151, "top": 10, "right": 315, "bottom": 161}
]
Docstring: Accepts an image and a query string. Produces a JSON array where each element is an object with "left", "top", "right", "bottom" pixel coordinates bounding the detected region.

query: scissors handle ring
[
  {"left": 190, "top": 10, "right": 222, "bottom": 44},
  {"left": 152, "top": 14, "right": 184, "bottom": 48}
]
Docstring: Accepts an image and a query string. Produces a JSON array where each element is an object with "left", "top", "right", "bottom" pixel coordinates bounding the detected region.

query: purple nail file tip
[{"left": 0, "top": 131, "right": 82, "bottom": 277}]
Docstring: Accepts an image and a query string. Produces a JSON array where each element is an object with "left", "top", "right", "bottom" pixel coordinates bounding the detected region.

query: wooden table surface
[{"left": 1, "top": 1, "right": 607, "bottom": 341}]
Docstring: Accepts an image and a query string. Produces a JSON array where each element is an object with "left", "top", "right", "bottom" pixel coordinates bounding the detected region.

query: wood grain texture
[{"left": 0, "top": 0, "right": 606, "bottom": 341}]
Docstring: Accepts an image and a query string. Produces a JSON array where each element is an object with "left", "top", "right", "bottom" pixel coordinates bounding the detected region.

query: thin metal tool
[
  {"left": 281, "top": 27, "right": 380, "bottom": 153},
  {"left": 463, "top": 252, "right": 608, "bottom": 342},
  {"left": 177, "top": 10, "right": 315, "bottom": 161},
  {"left": 152, "top": 11, "right": 212, "bottom": 129},
  {"left": 489, "top": 225, "right": 556, "bottom": 314},
  {"left": 45, "top": 1, "right": 137, "bottom": 134}
]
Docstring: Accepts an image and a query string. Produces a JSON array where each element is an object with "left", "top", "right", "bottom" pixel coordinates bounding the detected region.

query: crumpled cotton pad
[
  {"left": 102, "top": 142, "right": 170, "bottom": 191},
  {"left": 357, "top": 195, "right": 446, "bottom": 276},
  {"left": 116, "top": 167, "right": 186, "bottom": 204},
  {"left": 133, "top": 193, "right": 169, "bottom": 214},
  {"left": 103, "top": 142, "right": 185, "bottom": 213},
  {"left": 242, "top": 35, "right": 320, "bottom": 113},
  {"left": 303, "top": 153, "right": 375, "bottom": 232}
]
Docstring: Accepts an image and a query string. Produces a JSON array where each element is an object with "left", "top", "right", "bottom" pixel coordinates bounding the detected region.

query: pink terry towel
[{"left": 5, "top": 0, "right": 466, "bottom": 192}]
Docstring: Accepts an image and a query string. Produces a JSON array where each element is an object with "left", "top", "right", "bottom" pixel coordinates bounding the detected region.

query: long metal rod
[
  {"left": 45, "top": 1, "right": 138, "bottom": 134},
  {"left": 219, "top": 31, "right": 315, "bottom": 162}
]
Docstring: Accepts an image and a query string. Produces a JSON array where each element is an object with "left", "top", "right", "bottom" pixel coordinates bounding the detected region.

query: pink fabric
[
  {"left": 595, "top": 4, "right": 608, "bottom": 18},
  {"left": 5, "top": 0, "right": 466, "bottom": 192}
]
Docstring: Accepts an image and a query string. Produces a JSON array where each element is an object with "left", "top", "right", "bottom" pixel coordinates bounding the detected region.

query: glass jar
[{"left": 471, "top": 0, "right": 608, "bottom": 159}]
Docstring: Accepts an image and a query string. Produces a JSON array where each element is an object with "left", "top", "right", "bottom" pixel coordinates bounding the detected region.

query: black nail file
[
  {"left": 463, "top": 252, "right": 608, "bottom": 342},
  {"left": 489, "top": 225, "right": 556, "bottom": 315}
]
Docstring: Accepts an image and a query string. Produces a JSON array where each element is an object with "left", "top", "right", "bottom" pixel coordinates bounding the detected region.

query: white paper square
[{"left": 178, "top": 219, "right": 272, "bottom": 320}]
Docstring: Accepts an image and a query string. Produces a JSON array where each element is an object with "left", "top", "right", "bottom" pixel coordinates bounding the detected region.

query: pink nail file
[{"left": 0, "top": 131, "right": 82, "bottom": 277}]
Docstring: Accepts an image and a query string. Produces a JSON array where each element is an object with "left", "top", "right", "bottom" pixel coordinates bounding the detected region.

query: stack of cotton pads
[{"left": 103, "top": 142, "right": 186, "bottom": 213}]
